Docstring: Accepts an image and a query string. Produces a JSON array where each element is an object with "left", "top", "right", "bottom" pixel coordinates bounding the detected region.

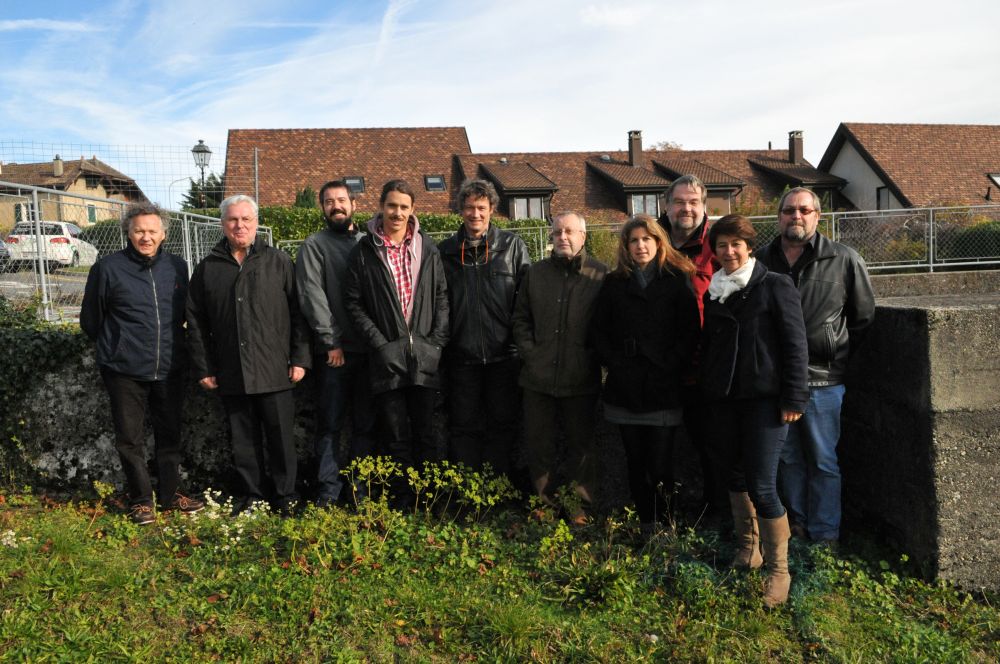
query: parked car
[
  {"left": 0, "top": 238, "right": 10, "bottom": 270},
  {"left": 4, "top": 221, "right": 99, "bottom": 271}
]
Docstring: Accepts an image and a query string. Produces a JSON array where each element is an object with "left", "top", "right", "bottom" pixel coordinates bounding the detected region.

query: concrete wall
[{"left": 842, "top": 279, "right": 1000, "bottom": 590}]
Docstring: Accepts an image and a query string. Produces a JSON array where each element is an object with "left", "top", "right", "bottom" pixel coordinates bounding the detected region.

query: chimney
[
  {"left": 628, "top": 130, "right": 642, "bottom": 167},
  {"left": 788, "top": 130, "right": 803, "bottom": 163},
  {"left": 53, "top": 155, "right": 64, "bottom": 177}
]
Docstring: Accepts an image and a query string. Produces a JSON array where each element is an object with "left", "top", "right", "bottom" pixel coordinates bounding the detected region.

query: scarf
[{"left": 707, "top": 257, "right": 756, "bottom": 303}]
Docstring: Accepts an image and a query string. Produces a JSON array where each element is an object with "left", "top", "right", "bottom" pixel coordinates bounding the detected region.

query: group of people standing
[{"left": 80, "top": 173, "right": 874, "bottom": 608}]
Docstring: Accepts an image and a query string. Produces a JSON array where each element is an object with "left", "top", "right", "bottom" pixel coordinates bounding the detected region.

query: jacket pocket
[
  {"left": 411, "top": 335, "right": 442, "bottom": 377},
  {"left": 375, "top": 338, "right": 409, "bottom": 379}
]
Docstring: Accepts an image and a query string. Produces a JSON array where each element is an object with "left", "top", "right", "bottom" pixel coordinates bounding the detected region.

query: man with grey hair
[
  {"left": 756, "top": 186, "right": 875, "bottom": 544},
  {"left": 439, "top": 179, "right": 530, "bottom": 476},
  {"left": 187, "top": 194, "right": 311, "bottom": 516},
  {"left": 81, "top": 203, "right": 203, "bottom": 525},
  {"left": 512, "top": 211, "right": 607, "bottom": 523}
]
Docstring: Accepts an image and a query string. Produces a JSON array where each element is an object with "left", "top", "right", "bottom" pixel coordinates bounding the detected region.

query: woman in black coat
[
  {"left": 699, "top": 214, "right": 808, "bottom": 608},
  {"left": 593, "top": 215, "right": 700, "bottom": 525}
]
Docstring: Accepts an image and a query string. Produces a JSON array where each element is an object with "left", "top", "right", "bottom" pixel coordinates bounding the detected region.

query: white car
[{"left": 4, "top": 221, "right": 100, "bottom": 270}]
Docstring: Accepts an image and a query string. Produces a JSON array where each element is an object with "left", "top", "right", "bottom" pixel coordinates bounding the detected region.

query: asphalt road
[{"left": 0, "top": 266, "right": 89, "bottom": 321}]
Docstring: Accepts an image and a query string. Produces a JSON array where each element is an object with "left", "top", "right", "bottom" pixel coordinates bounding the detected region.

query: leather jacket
[
  {"left": 438, "top": 224, "right": 530, "bottom": 365},
  {"left": 756, "top": 232, "right": 875, "bottom": 386}
]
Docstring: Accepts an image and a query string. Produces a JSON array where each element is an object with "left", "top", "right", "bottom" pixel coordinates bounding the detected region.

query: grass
[{"left": 1, "top": 462, "right": 998, "bottom": 662}]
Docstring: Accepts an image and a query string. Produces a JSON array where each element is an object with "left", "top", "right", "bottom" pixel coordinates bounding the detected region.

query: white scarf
[{"left": 708, "top": 257, "right": 756, "bottom": 303}]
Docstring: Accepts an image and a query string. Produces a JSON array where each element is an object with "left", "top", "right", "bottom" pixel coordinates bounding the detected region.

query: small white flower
[{"left": 1, "top": 530, "right": 17, "bottom": 548}]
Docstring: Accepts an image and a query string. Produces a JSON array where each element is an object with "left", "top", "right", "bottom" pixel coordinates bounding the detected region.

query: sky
[{"left": 1, "top": 0, "right": 998, "bottom": 199}]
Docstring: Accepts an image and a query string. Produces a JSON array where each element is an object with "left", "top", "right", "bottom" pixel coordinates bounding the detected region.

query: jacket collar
[
  {"left": 125, "top": 242, "right": 161, "bottom": 268},
  {"left": 550, "top": 248, "right": 586, "bottom": 272}
]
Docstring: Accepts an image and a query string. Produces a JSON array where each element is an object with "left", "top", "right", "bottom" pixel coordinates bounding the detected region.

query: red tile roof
[
  {"left": 586, "top": 158, "right": 672, "bottom": 189},
  {"left": 479, "top": 161, "right": 557, "bottom": 191},
  {"left": 224, "top": 127, "right": 472, "bottom": 211},
  {"left": 0, "top": 157, "right": 142, "bottom": 198},
  {"left": 652, "top": 156, "right": 745, "bottom": 187},
  {"left": 818, "top": 122, "right": 1000, "bottom": 207}
]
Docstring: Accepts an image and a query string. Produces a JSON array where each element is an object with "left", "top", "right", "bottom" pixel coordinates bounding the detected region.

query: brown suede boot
[
  {"left": 728, "top": 492, "right": 763, "bottom": 569},
  {"left": 759, "top": 514, "right": 792, "bottom": 608}
]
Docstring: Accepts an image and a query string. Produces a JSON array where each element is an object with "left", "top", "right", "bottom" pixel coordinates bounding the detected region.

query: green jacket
[{"left": 512, "top": 250, "right": 608, "bottom": 396}]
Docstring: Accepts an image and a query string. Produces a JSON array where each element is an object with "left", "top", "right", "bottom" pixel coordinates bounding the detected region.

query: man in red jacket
[{"left": 657, "top": 174, "right": 726, "bottom": 519}]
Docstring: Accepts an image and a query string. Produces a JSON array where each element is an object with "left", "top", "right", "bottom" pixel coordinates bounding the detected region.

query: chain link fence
[{"left": 0, "top": 181, "right": 270, "bottom": 322}]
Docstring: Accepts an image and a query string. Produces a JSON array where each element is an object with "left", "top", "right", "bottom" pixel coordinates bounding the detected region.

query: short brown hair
[
  {"left": 380, "top": 179, "right": 415, "bottom": 205},
  {"left": 121, "top": 202, "right": 168, "bottom": 234},
  {"left": 708, "top": 214, "right": 757, "bottom": 251},
  {"left": 457, "top": 179, "right": 499, "bottom": 210}
]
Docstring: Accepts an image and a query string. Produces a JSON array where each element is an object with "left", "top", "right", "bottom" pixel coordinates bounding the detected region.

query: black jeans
[
  {"left": 446, "top": 357, "right": 520, "bottom": 476},
  {"left": 377, "top": 386, "right": 438, "bottom": 506},
  {"left": 710, "top": 397, "right": 789, "bottom": 519},
  {"left": 222, "top": 389, "right": 297, "bottom": 506},
  {"left": 619, "top": 424, "right": 677, "bottom": 523},
  {"left": 523, "top": 390, "right": 598, "bottom": 505},
  {"left": 100, "top": 368, "right": 184, "bottom": 507},
  {"left": 682, "top": 386, "right": 728, "bottom": 510}
]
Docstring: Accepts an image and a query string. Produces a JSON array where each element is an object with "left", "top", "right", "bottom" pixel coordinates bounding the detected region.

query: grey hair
[
  {"left": 551, "top": 210, "right": 587, "bottom": 231},
  {"left": 121, "top": 202, "right": 168, "bottom": 235},
  {"left": 777, "top": 187, "right": 822, "bottom": 215},
  {"left": 665, "top": 174, "right": 707, "bottom": 204},
  {"left": 220, "top": 194, "right": 259, "bottom": 220}
]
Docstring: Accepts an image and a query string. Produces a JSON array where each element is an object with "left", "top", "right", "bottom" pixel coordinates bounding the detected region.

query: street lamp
[{"left": 191, "top": 139, "right": 212, "bottom": 208}]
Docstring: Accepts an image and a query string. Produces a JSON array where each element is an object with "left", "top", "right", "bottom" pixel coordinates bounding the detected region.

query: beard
[
  {"left": 782, "top": 224, "right": 809, "bottom": 242},
  {"left": 325, "top": 214, "right": 353, "bottom": 232}
]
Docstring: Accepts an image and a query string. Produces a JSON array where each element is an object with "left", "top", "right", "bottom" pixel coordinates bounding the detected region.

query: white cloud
[
  {"left": 579, "top": 4, "right": 645, "bottom": 28},
  {"left": 0, "top": 19, "right": 103, "bottom": 32}
]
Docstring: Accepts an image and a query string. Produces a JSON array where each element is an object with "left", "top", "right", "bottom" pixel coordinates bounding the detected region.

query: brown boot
[
  {"left": 728, "top": 492, "right": 763, "bottom": 569},
  {"left": 759, "top": 514, "right": 792, "bottom": 608}
]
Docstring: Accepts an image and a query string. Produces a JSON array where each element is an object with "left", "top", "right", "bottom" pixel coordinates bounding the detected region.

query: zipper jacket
[
  {"left": 438, "top": 224, "right": 530, "bottom": 365},
  {"left": 81, "top": 244, "right": 188, "bottom": 380}
]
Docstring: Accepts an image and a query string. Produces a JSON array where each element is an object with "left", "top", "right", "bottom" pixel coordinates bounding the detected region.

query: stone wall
[{"left": 842, "top": 275, "right": 1000, "bottom": 590}]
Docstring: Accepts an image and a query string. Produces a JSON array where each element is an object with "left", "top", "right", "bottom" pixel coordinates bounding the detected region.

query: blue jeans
[
  {"left": 779, "top": 383, "right": 845, "bottom": 541},
  {"left": 314, "top": 352, "right": 375, "bottom": 501},
  {"left": 712, "top": 397, "right": 789, "bottom": 520}
]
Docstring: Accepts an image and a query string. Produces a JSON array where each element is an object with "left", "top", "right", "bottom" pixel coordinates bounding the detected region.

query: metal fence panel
[{"left": 0, "top": 180, "right": 270, "bottom": 322}]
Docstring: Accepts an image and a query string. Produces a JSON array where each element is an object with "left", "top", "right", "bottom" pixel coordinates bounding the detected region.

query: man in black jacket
[
  {"left": 344, "top": 180, "right": 448, "bottom": 503},
  {"left": 81, "top": 203, "right": 203, "bottom": 525},
  {"left": 756, "top": 187, "right": 875, "bottom": 543},
  {"left": 187, "top": 195, "right": 311, "bottom": 515},
  {"left": 439, "top": 179, "right": 530, "bottom": 476},
  {"left": 295, "top": 180, "right": 375, "bottom": 507}
]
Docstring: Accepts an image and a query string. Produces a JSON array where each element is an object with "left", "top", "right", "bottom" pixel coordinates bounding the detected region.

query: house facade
[
  {"left": 818, "top": 122, "right": 1000, "bottom": 209},
  {"left": 222, "top": 127, "right": 841, "bottom": 221},
  {"left": 0, "top": 156, "right": 145, "bottom": 232}
]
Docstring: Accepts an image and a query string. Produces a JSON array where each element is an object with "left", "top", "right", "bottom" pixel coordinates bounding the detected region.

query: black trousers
[
  {"left": 619, "top": 423, "right": 678, "bottom": 524},
  {"left": 377, "top": 385, "right": 438, "bottom": 506},
  {"left": 523, "top": 390, "right": 598, "bottom": 505},
  {"left": 446, "top": 357, "right": 520, "bottom": 476},
  {"left": 100, "top": 368, "right": 184, "bottom": 507},
  {"left": 682, "top": 386, "right": 728, "bottom": 510},
  {"left": 221, "top": 389, "right": 297, "bottom": 505}
]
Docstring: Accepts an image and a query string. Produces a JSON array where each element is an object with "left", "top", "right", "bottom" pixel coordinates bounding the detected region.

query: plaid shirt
[{"left": 380, "top": 225, "right": 414, "bottom": 322}]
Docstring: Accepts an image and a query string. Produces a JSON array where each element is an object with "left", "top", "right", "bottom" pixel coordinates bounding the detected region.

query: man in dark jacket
[
  {"left": 512, "top": 211, "right": 607, "bottom": 522},
  {"left": 295, "top": 180, "right": 375, "bottom": 507},
  {"left": 186, "top": 195, "right": 311, "bottom": 515},
  {"left": 439, "top": 179, "right": 530, "bottom": 476},
  {"left": 81, "top": 203, "right": 203, "bottom": 525},
  {"left": 756, "top": 186, "right": 876, "bottom": 543},
  {"left": 344, "top": 180, "right": 448, "bottom": 502}
]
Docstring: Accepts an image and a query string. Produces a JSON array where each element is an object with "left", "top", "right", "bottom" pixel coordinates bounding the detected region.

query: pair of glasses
[{"left": 780, "top": 206, "right": 817, "bottom": 216}]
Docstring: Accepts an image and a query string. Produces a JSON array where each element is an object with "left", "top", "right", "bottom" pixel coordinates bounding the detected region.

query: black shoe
[
  {"left": 314, "top": 495, "right": 336, "bottom": 510},
  {"left": 129, "top": 503, "right": 155, "bottom": 526},
  {"left": 168, "top": 493, "right": 205, "bottom": 514}
]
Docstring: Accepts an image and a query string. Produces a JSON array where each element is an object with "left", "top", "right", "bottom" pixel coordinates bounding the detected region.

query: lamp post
[{"left": 191, "top": 139, "right": 212, "bottom": 208}]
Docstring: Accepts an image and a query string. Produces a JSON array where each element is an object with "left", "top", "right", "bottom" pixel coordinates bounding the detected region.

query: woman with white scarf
[{"left": 698, "top": 214, "right": 809, "bottom": 608}]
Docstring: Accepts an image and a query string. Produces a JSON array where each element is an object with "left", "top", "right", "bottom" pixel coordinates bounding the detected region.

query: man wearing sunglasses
[
  {"left": 756, "top": 187, "right": 875, "bottom": 546},
  {"left": 438, "top": 179, "right": 530, "bottom": 479}
]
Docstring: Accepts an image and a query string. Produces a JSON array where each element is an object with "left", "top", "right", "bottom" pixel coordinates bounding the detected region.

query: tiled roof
[
  {"left": 586, "top": 158, "right": 672, "bottom": 189},
  {"left": 652, "top": 156, "right": 744, "bottom": 187},
  {"left": 457, "top": 151, "right": 631, "bottom": 221},
  {"left": 1, "top": 157, "right": 137, "bottom": 190},
  {"left": 748, "top": 155, "right": 846, "bottom": 186},
  {"left": 479, "top": 162, "right": 557, "bottom": 191},
  {"left": 672, "top": 149, "right": 817, "bottom": 206},
  {"left": 224, "top": 127, "right": 472, "bottom": 211},
  {"left": 818, "top": 122, "right": 1000, "bottom": 207}
]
